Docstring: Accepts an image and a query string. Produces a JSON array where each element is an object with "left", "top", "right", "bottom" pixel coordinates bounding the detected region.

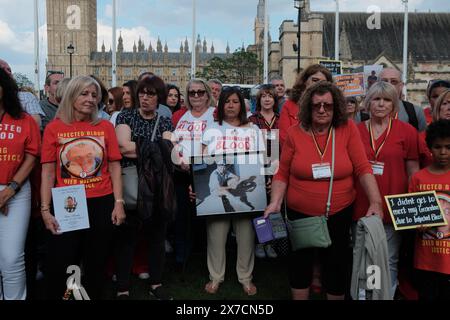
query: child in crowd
[{"left": 408, "top": 119, "right": 450, "bottom": 300}]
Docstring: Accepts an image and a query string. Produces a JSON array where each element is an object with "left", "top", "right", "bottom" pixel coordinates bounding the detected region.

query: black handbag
[{"left": 121, "top": 115, "right": 160, "bottom": 210}]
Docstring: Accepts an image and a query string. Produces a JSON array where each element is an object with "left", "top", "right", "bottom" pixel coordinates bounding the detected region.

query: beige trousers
[{"left": 206, "top": 216, "right": 255, "bottom": 286}]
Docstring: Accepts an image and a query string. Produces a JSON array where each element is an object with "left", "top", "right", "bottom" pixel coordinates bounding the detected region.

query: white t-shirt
[
  {"left": 174, "top": 107, "right": 215, "bottom": 159},
  {"left": 202, "top": 121, "right": 265, "bottom": 160}
]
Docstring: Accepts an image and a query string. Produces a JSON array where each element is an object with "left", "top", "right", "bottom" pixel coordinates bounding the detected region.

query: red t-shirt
[
  {"left": 274, "top": 120, "right": 372, "bottom": 216},
  {"left": 409, "top": 168, "right": 450, "bottom": 274},
  {"left": 278, "top": 99, "right": 299, "bottom": 147},
  {"left": 423, "top": 107, "right": 433, "bottom": 126},
  {"left": 0, "top": 113, "right": 40, "bottom": 184},
  {"left": 41, "top": 119, "right": 122, "bottom": 198},
  {"left": 172, "top": 106, "right": 188, "bottom": 127},
  {"left": 353, "top": 119, "right": 419, "bottom": 223}
]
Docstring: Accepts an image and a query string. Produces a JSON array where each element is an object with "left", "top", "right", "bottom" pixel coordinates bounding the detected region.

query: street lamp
[
  {"left": 67, "top": 43, "right": 75, "bottom": 78},
  {"left": 294, "top": 0, "right": 305, "bottom": 73}
]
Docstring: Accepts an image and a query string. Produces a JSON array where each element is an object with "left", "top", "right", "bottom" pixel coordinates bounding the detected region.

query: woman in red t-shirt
[
  {"left": 354, "top": 81, "right": 420, "bottom": 298},
  {"left": 278, "top": 64, "right": 332, "bottom": 147},
  {"left": 265, "top": 82, "right": 382, "bottom": 300},
  {"left": 41, "top": 76, "right": 125, "bottom": 300},
  {"left": 0, "top": 68, "right": 40, "bottom": 300}
]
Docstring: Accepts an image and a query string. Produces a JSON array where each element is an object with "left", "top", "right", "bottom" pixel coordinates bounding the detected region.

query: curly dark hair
[
  {"left": 289, "top": 64, "right": 333, "bottom": 103},
  {"left": 299, "top": 81, "right": 347, "bottom": 130},
  {"left": 425, "top": 119, "right": 450, "bottom": 150},
  {"left": 217, "top": 86, "right": 248, "bottom": 126},
  {"left": 0, "top": 67, "right": 24, "bottom": 119}
]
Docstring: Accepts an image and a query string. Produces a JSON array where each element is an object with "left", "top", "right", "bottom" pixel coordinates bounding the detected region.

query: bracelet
[{"left": 115, "top": 199, "right": 125, "bottom": 204}]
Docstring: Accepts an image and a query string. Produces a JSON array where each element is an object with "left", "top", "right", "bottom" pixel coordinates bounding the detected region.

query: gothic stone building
[
  {"left": 46, "top": 0, "right": 231, "bottom": 91},
  {"left": 249, "top": 0, "right": 450, "bottom": 106}
]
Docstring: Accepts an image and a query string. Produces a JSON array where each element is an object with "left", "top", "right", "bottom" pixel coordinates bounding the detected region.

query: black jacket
[{"left": 136, "top": 138, "right": 176, "bottom": 222}]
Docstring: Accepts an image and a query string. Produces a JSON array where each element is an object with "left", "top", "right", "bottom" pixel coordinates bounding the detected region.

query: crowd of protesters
[{"left": 0, "top": 57, "right": 448, "bottom": 301}]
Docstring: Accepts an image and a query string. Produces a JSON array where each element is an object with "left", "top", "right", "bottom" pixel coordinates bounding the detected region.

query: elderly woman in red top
[
  {"left": 265, "top": 81, "right": 382, "bottom": 300},
  {"left": 278, "top": 64, "right": 333, "bottom": 147},
  {"left": 41, "top": 76, "right": 125, "bottom": 300},
  {"left": 353, "top": 81, "right": 420, "bottom": 298},
  {"left": 0, "top": 67, "right": 40, "bottom": 300}
]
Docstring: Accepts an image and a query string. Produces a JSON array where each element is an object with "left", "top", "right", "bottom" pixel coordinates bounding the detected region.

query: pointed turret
[
  {"left": 157, "top": 37, "right": 162, "bottom": 52},
  {"left": 164, "top": 41, "right": 168, "bottom": 53},
  {"left": 117, "top": 32, "right": 124, "bottom": 52},
  {"left": 203, "top": 37, "right": 207, "bottom": 53},
  {"left": 180, "top": 42, "right": 184, "bottom": 53},
  {"left": 226, "top": 42, "right": 230, "bottom": 54},
  {"left": 184, "top": 37, "right": 189, "bottom": 53},
  {"left": 133, "top": 41, "right": 137, "bottom": 53},
  {"left": 101, "top": 41, "right": 105, "bottom": 53},
  {"left": 210, "top": 41, "right": 215, "bottom": 54},
  {"left": 148, "top": 41, "right": 153, "bottom": 52}
]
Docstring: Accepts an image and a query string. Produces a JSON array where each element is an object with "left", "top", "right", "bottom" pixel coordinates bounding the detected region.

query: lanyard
[
  {"left": 257, "top": 112, "right": 276, "bottom": 130},
  {"left": 311, "top": 126, "right": 333, "bottom": 161},
  {"left": 368, "top": 117, "right": 393, "bottom": 159}
]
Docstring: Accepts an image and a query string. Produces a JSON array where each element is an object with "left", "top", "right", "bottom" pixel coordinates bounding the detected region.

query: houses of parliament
[{"left": 46, "top": 0, "right": 450, "bottom": 106}]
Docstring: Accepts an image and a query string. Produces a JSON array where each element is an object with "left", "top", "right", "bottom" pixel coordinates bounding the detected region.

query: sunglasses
[
  {"left": 222, "top": 85, "right": 241, "bottom": 92},
  {"left": 188, "top": 90, "right": 206, "bottom": 97},
  {"left": 312, "top": 102, "right": 334, "bottom": 112},
  {"left": 138, "top": 91, "right": 157, "bottom": 98}
]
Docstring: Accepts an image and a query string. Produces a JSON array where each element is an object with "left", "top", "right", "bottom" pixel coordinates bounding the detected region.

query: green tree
[
  {"left": 197, "top": 49, "right": 262, "bottom": 84},
  {"left": 13, "top": 72, "right": 34, "bottom": 89}
]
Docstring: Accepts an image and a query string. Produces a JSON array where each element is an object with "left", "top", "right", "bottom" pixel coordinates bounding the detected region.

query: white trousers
[{"left": 0, "top": 181, "right": 31, "bottom": 300}]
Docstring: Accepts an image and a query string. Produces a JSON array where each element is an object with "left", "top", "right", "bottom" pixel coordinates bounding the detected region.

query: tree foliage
[
  {"left": 197, "top": 49, "right": 262, "bottom": 84},
  {"left": 13, "top": 72, "right": 34, "bottom": 89}
]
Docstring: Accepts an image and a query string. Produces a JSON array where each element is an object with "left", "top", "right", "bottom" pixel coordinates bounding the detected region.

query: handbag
[
  {"left": 286, "top": 128, "right": 335, "bottom": 250},
  {"left": 122, "top": 115, "right": 160, "bottom": 211}
]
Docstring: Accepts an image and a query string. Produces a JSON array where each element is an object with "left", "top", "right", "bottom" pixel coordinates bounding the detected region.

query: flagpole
[
  {"left": 191, "top": 0, "right": 196, "bottom": 79},
  {"left": 335, "top": 0, "right": 339, "bottom": 60},
  {"left": 263, "top": 0, "right": 269, "bottom": 83},
  {"left": 402, "top": 0, "right": 409, "bottom": 99},
  {"left": 112, "top": 0, "right": 117, "bottom": 87},
  {"left": 33, "top": 0, "right": 40, "bottom": 96}
]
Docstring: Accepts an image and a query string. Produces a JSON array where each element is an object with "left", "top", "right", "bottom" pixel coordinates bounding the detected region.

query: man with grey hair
[
  {"left": 40, "top": 71, "right": 64, "bottom": 129},
  {"left": 208, "top": 79, "right": 222, "bottom": 106},
  {"left": 0, "top": 58, "right": 44, "bottom": 129},
  {"left": 270, "top": 76, "right": 286, "bottom": 112},
  {"left": 379, "top": 68, "right": 426, "bottom": 132}
]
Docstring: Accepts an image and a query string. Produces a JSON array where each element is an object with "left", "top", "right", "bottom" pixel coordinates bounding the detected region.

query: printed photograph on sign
[
  {"left": 191, "top": 154, "right": 267, "bottom": 217},
  {"left": 385, "top": 191, "right": 448, "bottom": 231},
  {"left": 363, "top": 65, "right": 383, "bottom": 91},
  {"left": 420, "top": 192, "right": 450, "bottom": 240}
]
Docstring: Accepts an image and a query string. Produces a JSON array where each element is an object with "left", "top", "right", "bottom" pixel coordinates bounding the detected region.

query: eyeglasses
[
  {"left": 188, "top": 90, "right": 206, "bottom": 97},
  {"left": 312, "top": 102, "right": 334, "bottom": 112},
  {"left": 108, "top": 99, "right": 114, "bottom": 105},
  {"left": 138, "top": 91, "right": 157, "bottom": 98}
]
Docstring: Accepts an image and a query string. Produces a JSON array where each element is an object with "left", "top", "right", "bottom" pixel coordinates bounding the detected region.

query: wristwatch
[{"left": 7, "top": 181, "right": 21, "bottom": 193}]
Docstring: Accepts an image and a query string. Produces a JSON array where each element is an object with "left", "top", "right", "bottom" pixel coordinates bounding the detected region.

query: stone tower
[
  {"left": 46, "top": 0, "right": 97, "bottom": 76},
  {"left": 254, "top": 0, "right": 264, "bottom": 46}
]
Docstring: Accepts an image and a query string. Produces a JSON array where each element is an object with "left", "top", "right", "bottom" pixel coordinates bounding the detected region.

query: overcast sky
[{"left": 0, "top": 0, "right": 449, "bottom": 89}]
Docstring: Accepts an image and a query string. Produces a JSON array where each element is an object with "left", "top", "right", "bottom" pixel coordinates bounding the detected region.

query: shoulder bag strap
[
  {"left": 325, "top": 127, "right": 335, "bottom": 219},
  {"left": 150, "top": 114, "right": 161, "bottom": 142}
]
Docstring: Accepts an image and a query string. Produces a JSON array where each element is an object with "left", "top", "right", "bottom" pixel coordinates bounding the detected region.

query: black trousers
[
  {"left": 44, "top": 194, "right": 114, "bottom": 300},
  {"left": 114, "top": 208, "right": 169, "bottom": 291}
]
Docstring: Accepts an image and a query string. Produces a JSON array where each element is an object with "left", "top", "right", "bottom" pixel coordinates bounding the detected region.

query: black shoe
[{"left": 150, "top": 286, "right": 173, "bottom": 300}]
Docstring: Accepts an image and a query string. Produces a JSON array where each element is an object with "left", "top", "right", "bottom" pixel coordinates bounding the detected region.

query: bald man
[
  {"left": 379, "top": 68, "right": 426, "bottom": 132},
  {"left": 0, "top": 59, "right": 44, "bottom": 128}
]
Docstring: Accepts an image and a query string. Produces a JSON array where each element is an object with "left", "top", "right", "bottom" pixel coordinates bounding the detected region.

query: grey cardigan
[{"left": 350, "top": 216, "right": 392, "bottom": 300}]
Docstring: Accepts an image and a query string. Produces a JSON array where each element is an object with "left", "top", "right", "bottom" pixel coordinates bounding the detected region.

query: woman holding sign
[
  {"left": 264, "top": 81, "right": 382, "bottom": 300},
  {"left": 353, "top": 81, "right": 420, "bottom": 298},
  {"left": 41, "top": 76, "right": 125, "bottom": 300},
  {"left": 0, "top": 68, "right": 40, "bottom": 300},
  {"left": 201, "top": 87, "right": 264, "bottom": 296}
]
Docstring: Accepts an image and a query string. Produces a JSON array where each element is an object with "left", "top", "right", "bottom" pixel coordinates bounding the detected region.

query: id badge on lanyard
[
  {"left": 312, "top": 163, "right": 332, "bottom": 180},
  {"left": 370, "top": 161, "right": 385, "bottom": 176}
]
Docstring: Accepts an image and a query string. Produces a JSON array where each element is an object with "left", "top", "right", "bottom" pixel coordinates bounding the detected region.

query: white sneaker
[
  {"left": 138, "top": 272, "right": 150, "bottom": 280},
  {"left": 265, "top": 244, "right": 278, "bottom": 258},
  {"left": 255, "top": 243, "right": 266, "bottom": 258},
  {"left": 165, "top": 240, "right": 173, "bottom": 253}
]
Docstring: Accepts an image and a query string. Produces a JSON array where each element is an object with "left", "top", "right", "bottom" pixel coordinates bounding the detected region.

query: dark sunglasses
[
  {"left": 188, "top": 90, "right": 206, "bottom": 97},
  {"left": 222, "top": 85, "right": 241, "bottom": 92}
]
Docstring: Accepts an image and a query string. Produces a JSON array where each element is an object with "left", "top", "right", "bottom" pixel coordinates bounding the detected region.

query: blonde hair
[
  {"left": 363, "top": 81, "right": 399, "bottom": 116},
  {"left": 433, "top": 89, "right": 450, "bottom": 122},
  {"left": 56, "top": 76, "right": 101, "bottom": 125},
  {"left": 185, "top": 79, "right": 213, "bottom": 109},
  {"left": 55, "top": 78, "right": 71, "bottom": 104}
]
